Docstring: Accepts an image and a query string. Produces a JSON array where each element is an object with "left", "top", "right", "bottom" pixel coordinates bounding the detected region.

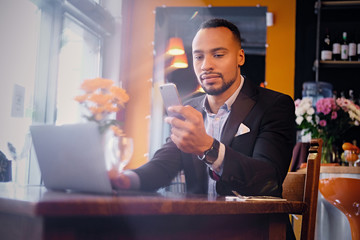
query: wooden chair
[{"left": 282, "top": 138, "right": 323, "bottom": 240}]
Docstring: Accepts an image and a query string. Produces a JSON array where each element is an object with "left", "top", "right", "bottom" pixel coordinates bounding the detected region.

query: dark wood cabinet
[
  {"left": 295, "top": 0, "right": 360, "bottom": 100},
  {"left": 295, "top": 0, "right": 360, "bottom": 148}
]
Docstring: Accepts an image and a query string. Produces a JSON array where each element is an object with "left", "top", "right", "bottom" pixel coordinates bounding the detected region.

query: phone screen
[{"left": 159, "top": 83, "right": 184, "bottom": 120}]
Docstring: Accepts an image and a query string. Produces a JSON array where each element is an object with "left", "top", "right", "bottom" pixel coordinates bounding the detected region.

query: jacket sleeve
[{"left": 132, "top": 139, "right": 183, "bottom": 191}]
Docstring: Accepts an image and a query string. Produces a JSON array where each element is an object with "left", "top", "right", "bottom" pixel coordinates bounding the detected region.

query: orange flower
[
  {"left": 74, "top": 94, "right": 89, "bottom": 103},
  {"left": 89, "top": 106, "right": 105, "bottom": 115},
  {"left": 111, "top": 125, "right": 125, "bottom": 137},
  {"left": 105, "top": 104, "right": 119, "bottom": 112},
  {"left": 88, "top": 94, "right": 112, "bottom": 106},
  {"left": 110, "top": 86, "right": 129, "bottom": 106},
  {"left": 94, "top": 113, "right": 104, "bottom": 121},
  {"left": 80, "top": 78, "right": 114, "bottom": 92}
]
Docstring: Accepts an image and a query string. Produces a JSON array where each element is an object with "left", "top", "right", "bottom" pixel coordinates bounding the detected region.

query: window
[
  {"left": 0, "top": 0, "right": 119, "bottom": 185},
  {"left": 56, "top": 14, "right": 102, "bottom": 125}
]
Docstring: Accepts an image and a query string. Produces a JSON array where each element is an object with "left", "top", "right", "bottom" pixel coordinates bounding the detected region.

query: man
[
  {"left": 111, "top": 18, "right": 296, "bottom": 239},
  {"left": 110, "top": 18, "right": 295, "bottom": 198}
]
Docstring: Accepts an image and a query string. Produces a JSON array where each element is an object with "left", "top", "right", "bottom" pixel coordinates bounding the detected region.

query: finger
[
  {"left": 170, "top": 126, "right": 189, "bottom": 142},
  {"left": 164, "top": 116, "right": 175, "bottom": 125},
  {"left": 167, "top": 105, "right": 186, "bottom": 121},
  {"left": 168, "top": 105, "right": 201, "bottom": 123},
  {"left": 165, "top": 116, "right": 188, "bottom": 129},
  {"left": 170, "top": 134, "right": 192, "bottom": 153},
  {"left": 166, "top": 112, "right": 205, "bottom": 141},
  {"left": 170, "top": 127, "right": 200, "bottom": 153}
]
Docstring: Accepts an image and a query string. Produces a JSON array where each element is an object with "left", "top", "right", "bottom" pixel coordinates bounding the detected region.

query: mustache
[{"left": 200, "top": 72, "right": 223, "bottom": 80}]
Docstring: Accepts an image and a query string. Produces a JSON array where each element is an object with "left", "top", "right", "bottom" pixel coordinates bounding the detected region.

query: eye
[
  {"left": 194, "top": 55, "right": 203, "bottom": 60},
  {"left": 214, "top": 54, "right": 224, "bottom": 58}
]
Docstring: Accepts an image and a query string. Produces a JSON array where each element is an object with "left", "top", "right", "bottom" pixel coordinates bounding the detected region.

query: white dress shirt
[{"left": 202, "top": 76, "right": 244, "bottom": 196}]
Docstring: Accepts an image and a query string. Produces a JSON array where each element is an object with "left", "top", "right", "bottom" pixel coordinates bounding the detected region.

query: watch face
[
  {"left": 204, "top": 139, "right": 219, "bottom": 164},
  {"left": 204, "top": 151, "right": 218, "bottom": 164}
]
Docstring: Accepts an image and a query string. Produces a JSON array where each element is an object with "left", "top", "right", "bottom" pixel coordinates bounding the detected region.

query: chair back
[{"left": 282, "top": 138, "right": 323, "bottom": 240}]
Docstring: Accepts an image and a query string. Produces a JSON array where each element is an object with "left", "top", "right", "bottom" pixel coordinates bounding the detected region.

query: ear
[{"left": 237, "top": 49, "right": 245, "bottom": 67}]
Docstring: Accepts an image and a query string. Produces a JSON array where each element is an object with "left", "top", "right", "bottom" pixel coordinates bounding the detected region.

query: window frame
[{"left": 27, "top": 0, "right": 117, "bottom": 184}]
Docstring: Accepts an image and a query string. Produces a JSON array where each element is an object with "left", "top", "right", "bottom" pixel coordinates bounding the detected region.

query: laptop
[{"left": 30, "top": 122, "right": 114, "bottom": 195}]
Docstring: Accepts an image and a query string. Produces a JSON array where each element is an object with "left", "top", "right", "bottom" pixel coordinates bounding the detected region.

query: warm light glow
[
  {"left": 167, "top": 37, "right": 185, "bottom": 55},
  {"left": 195, "top": 84, "right": 205, "bottom": 93},
  {"left": 171, "top": 54, "right": 188, "bottom": 68}
]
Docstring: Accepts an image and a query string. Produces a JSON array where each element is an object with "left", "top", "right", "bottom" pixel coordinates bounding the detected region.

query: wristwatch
[{"left": 197, "top": 139, "right": 220, "bottom": 165}]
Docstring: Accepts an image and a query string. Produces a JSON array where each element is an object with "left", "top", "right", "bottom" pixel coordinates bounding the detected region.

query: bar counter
[{"left": 0, "top": 184, "right": 305, "bottom": 240}]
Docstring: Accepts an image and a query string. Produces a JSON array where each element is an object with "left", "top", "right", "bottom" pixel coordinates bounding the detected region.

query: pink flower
[
  {"left": 319, "top": 120, "right": 327, "bottom": 127},
  {"left": 316, "top": 98, "right": 338, "bottom": 115},
  {"left": 331, "top": 111, "right": 337, "bottom": 120},
  {"left": 336, "top": 97, "right": 350, "bottom": 110}
]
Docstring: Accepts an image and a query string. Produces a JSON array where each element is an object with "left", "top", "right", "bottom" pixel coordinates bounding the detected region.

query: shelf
[
  {"left": 312, "top": 0, "right": 360, "bottom": 87},
  {"left": 319, "top": 60, "right": 360, "bottom": 68},
  {"left": 321, "top": 1, "right": 360, "bottom": 8}
]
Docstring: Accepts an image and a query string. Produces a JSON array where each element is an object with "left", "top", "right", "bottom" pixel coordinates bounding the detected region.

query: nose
[{"left": 201, "top": 56, "right": 214, "bottom": 72}]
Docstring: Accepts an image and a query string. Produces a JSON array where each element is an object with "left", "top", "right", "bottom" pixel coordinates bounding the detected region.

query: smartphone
[{"left": 159, "top": 83, "right": 185, "bottom": 120}]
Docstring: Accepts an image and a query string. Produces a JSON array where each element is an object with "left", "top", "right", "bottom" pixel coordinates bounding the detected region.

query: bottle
[
  {"left": 348, "top": 33, "right": 357, "bottom": 61},
  {"left": 321, "top": 29, "right": 332, "bottom": 61},
  {"left": 340, "top": 91, "right": 345, "bottom": 98},
  {"left": 332, "top": 32, "right": 341, "bottom": 60},
  {"left": 349, "top": 89, "right": 355, "bottom": 101},
  {"left": 357, "top": 32, "right": 360, "bottom": 61},
  {"left": 341, "top": 32, "right": 349, "bottom": 61},
  {"left": 332, "top": 90, "right": 338, "bottom": 99}
]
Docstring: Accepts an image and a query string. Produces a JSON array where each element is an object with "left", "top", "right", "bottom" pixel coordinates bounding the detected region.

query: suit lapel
[
  {"left": 192, "top": 95, "right": 206, "bottom": 113},
  {"left": 185, "top": 80, "right": 258, "bottom": 192},
  {"left": 220, "top": 79, "right": 258, "bottom": 145}
]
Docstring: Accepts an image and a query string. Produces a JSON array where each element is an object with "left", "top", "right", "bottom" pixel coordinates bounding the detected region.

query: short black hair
[{"left": 199, "top": 18, "right": 242, "bottom": 47}]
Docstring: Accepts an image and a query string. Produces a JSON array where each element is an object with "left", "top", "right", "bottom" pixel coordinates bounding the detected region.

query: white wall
[{"left": 0, "top": 0, "right": 40, "bottom": 161}]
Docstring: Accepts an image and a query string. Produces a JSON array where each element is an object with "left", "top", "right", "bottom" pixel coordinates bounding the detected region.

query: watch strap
[{"left": 197, "top": 139, "right": 220, "bottom": 165}]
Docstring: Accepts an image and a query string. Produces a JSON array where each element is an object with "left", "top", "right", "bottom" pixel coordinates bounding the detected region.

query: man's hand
[
  {"left": 108, "top": 169, "right": 131, "bottom": 190},
  {"left": 165, "top": 105, "right": 213, "bottom": 155}
]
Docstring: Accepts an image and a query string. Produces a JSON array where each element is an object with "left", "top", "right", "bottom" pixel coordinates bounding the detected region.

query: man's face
[{"left": 192, "top": 27, "right": 245, "bottom": 96}]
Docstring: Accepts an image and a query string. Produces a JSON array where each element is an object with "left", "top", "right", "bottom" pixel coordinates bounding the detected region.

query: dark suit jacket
[{"left": 134, "top": 78, "right": 296, "bottom": 197}]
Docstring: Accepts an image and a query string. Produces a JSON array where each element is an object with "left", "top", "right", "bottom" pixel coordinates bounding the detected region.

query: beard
[{"left": 200, "top": 72, "right": 238, "bottom": 96}]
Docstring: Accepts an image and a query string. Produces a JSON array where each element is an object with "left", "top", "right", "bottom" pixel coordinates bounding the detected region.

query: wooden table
[{"left": 0, "top": 184, "right": 305, "bottom": 240}]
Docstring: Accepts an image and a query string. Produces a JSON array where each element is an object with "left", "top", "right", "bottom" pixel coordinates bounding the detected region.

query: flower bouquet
[
  {"left": 295, "top": 97, "right": 360, "bottom": 163},
  {"left": 74, "top": 78, "right": 129, "bottom": 136},
  {"left": 75, "top": 78, "right": 132, "bottom": 172}
]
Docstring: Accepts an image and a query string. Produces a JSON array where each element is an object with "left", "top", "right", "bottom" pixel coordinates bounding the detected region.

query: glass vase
[
  {"left": 102, "top": 129, "right": 133, "bottom": 172},
  {"left": 321, "top": 139, "right": 335, "bottom": 164}
]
